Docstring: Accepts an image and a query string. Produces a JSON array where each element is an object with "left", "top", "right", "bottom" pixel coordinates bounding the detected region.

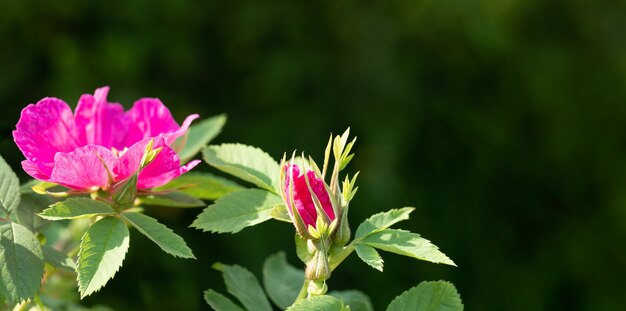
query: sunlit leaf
[
  {"left": 203, "top": 144, "right": 279, "bottom": 192},
  {"left": 153, "top": 172, "right": 243, "bottom": 200},
  {"left": 360, "top": 229, "right": 455, "bottom": 266},
  {"left": 355, "top": 207, "right": 414, "bottom": 239},
  {"left": 0, "top": 222, "right": 44, "bottom": 302},
  {"left": 121, "top": 212, "right": 194, "bottom": 259},
  {"left": 355, "top": 244, "right": 384, "bottom": 272},
  {"left": 386, "top": 281, "right": 463, "bottom": 311},
  {"left": 0, "top": 155, "right": 21, "bottom": 216},
  {"left": 137, "top": 191, "right": 205, "bottom": 208},
  {"left": 176, "top": 114, "right": 227, "bottom": 163},
  {"left": 192, "top": 189, "right": 282, "bottom": 233},
  {"left": 39, "top": 198, "right": 117, "bottom": 220},
  {"left": 270, "top": 203, "right": 291, "bottom": 222},
  {"left": 77, "top": 217, "right": 129, "bottom": 298}
]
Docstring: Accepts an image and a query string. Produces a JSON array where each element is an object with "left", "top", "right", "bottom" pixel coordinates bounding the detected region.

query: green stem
[
  {"left": 329, "top": 242, "right": 356, "bottom": 271},
  {"left": 34, "top": 294, "right": 45, "bottom": 311},
  {"left": 295, "top": 278, "right": 311, "bottom": 302}
]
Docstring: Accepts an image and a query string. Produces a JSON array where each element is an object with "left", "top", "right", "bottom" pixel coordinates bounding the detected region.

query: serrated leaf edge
[
  {"left": 77, "top": 217, "right": 129, "bottom": 298},
  {"left": 121, "top": 212, "right": 195, "bottom": 259}
]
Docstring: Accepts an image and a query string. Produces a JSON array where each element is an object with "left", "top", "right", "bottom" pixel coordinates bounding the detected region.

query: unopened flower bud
[
  {"left": 139, "top": 139, "right": 163, "bottom": 169},
  {"left": 111, "top": 173, "right": 138, "bottom": 207},
  {"left": 305, "top": 245, "right": 331, "bottom": 281},
  {"left": 281, "top": 163, "right": 338, "bottom": 238}
]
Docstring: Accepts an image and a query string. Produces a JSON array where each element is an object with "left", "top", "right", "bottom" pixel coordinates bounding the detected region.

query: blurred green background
[{"left": 2, "top": 0, "right": 626, "bottom": 310}]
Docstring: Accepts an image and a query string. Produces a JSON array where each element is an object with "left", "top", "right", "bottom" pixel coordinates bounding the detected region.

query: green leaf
[
  {"left": 121, "top": 212, "right": 194, "bottom": 259},
  {"left": 286, "top": 295, "right": 349, "bottom": 311},
  {"left": 0, "top": 155, "right": 21, "bottom": 216},
  {"left": 386, "top": 281, "right": 463, "bottom": 311},
  {"left": 137, "top": 191, "right": 205, "bottom": 208},
  {"left": 42, "top": 245, "right": 76, "bottom": 273},
  {"left": 262, "top": 252, "right": 304, "bottom": 309},
  {"left": 213, "top": 263, "right": 272, "bottom": 311},
  {"left": 355, "top": 244, "right": 384, "bottom": 272},
  {"left": 15, "top": 193, "right": 52, "bottom": 232},
  {"left": 153, "top": 172, "right": 243, "bottom": 200},
  {"left": 192, "top": 189, "right": 282, "bottom": 233},
  {"left": 295, "top": 234, "right": 313, "bottom": 263},
  {"left": 329, "top": 290, "right": 374, "bottom": 311},
  {"left": 77, "top": 217, "right": 129, "bottom": 298},
  {"left": 355, "top": 207, "right": 414, "bottom": 239},
  {"left": 204, "top": 289, "right": 245, "bottom": 311},
  {"left": 202, "top": 144, "right": 279, "bottom": 192},
  {"left": 39, "top": 198, "right": 117, "bottom": 221},
  {"left": 176, "top": 114, "right": 227, "bottom": 163},
  {"left": 360, "top": 229, "right": 456, "bottom": 266},
  {"left": 270, "top": 203, "right": 291, "bottom": 222},
  {"left": 0, "top": 222, "right": 44, "bottom": 303}
]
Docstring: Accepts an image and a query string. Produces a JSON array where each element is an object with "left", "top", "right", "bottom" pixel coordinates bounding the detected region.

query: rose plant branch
[
  {"left": 197, "top": 128, "right": 464, "bottom": 310},
  {"left": 0, "top": 86, "right": 464, "bottom": 310}
]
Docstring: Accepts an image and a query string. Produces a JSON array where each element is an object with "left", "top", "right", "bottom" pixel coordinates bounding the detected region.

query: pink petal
[
  {"left": 307, "top": 170, "right": 335, "bottom": 221},
  {"left": 161, "top": 113, "right": 199, "bottom": 146},
  {"left": 112, "top": 140, "right": 148, "bottom": 182},
  {"left": 49, "top": 145, "right": 116, "bottom": 190},
  {"left": 123, "top": 98, "right": 184, "bottom": 146},
  {"left": 283, "top": 164, "right": 316, "bottom": 227},
  {"left": 114, "top": 138, "right": 198, "bottom": 189},
  {"left": 136, "top": 145, "right": 194, "bottom": 189},
  {"left": 139, "top": 159, "right": 200, "bottom": 189},
  {"left": 75, "top": 86, "right": 129, "bottom": 149},
  {"left": 13, "top": 98, "right": 84, "bottom": 179},
  {"left": 21, "top": 160, "right": 50, "bottom": 180},
  {"left": 282, "top": 164, "right": 334, "bottom": 228}
]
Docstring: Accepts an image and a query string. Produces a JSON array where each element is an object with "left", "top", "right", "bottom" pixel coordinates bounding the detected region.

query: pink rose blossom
[
  {"left": 13, "top": 86, "right": 200, "bottom": 190},
  {"left": 282, "top": 163, "right": 335, "bottom": 229}
]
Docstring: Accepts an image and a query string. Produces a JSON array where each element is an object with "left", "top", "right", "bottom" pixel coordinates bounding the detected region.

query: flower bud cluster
[{"left": 279, "top": 129, "right": 358, "bottom": 290}]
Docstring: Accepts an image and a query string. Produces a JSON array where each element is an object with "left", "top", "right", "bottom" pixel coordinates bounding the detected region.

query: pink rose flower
[
  {"left": 13, "top": 86, "right": 200, "bottom": 190},
  {"left": 282, "top": 163, "right": 335, "bottom": 229}
]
